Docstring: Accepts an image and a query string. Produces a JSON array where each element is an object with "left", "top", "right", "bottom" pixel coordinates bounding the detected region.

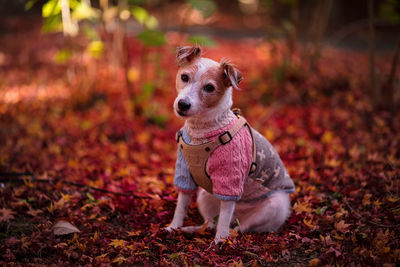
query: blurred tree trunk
[
  {"left": 287, "top": 0, "right": 299, "bottom": 55},
  {"left": 60, "top": 0, "right": 72, "bottom": 36},
  {"left": 383, "top": 37, "right": 400, "bottom": 113},
  {"left": 106, "top": 0, "right": 133, "bottom": 98},
  {"left": 313, "top": 0, "right": 333, "bottom": 57},
  {"left": 305, "top": 0, "right": 333, "bottom": 68},
  {"left": 368, "top": 0, "right": 378, "bottom": 107}
]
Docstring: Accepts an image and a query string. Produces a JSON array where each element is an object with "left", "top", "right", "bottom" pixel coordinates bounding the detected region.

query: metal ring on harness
[
  {"left": 249, "top": 162, "right": 257, "bottom": 174},
  {"left": 219, "top": 131, "right": 232, "bottom": 145},
  {"left": 176, "top": 130, "right": 182, "bottom": 143}
]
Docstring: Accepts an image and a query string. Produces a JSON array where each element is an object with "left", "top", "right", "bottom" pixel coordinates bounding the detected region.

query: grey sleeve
[{"left": 173, "top": 126, "right": 197, "bottom": 192}]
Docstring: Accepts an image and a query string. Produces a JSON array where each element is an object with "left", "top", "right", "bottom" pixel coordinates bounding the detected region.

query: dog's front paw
[
  {"left": 164, "top": 225, "right": 178, "bottom": 233},
  {"left": 206, "top": 236, "right": 227, "bottom": 251},
  {"left": 213, "top": 236, "right": 226, "bottom": 245},
  {"left": 213, "top": 231, "right": 229, "bottom": 245}
]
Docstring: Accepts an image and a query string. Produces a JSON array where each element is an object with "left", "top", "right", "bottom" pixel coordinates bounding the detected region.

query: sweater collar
[{"left": 185, "top": 109, "right": 237, "bottom": 144}]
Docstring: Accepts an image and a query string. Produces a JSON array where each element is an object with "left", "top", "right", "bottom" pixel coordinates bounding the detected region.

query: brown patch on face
[
  {"left": 198, "top": 66, "right": 228, "bottom": 108},
  {"left": 176, "top": 63, "right": 199, "bottom": 92}
]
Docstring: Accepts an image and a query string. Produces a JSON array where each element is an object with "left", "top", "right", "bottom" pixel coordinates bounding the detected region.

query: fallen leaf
[
  {"left": 303, "top": 217, "right": 317, "bottom": 229},
  {"left": 334, "top": 220, "right": 350, "bottom": 233},
  {"left": 112, "top": 256, "right": 127, "bottom": 265},
  {"left": 26, "top": 208, "right": 43, "bottom": 217},
  {"left": 194, "top": 238, "right": 207, "bottom": 245},
  {"left": 53, "top": 220, "right": 81, "bottom": 235},
  {"left": 0, "top": 208, "right": 16, "bottom": 222},
  {"left": 6, "top": 237, "right": 20, "bottom": 246},
  {"left": 326, "top": 246, "right": 342, "bottom": 257},
  {"left": 308, "top": 258, "right": 320, "bottom": 267},
  {"left": 293, "top": 202, "right": 312, "bottom": 214},
  {"left": 229, "top": 228, "right": 239, "bottom": 238},
  {"left": 229, "top": 259, "right": 244, "bottom": 267},
  {"left": 54, "top": 242, "right": 68, "bottom": 249},
  {"left": 321, "top": 131, "right": 333, "bottom": 144},
  {"left": 109, "top": 239, "right": 126, "bottom": 249},
  {"left": 387, "top": 196, "right": 399, "bottom": 203},
  {"left": 320, "top": 234, "right": 334, "bottom": 246},
  {"left": 127, "top": 230, "right": 141, "bottom": 237}
]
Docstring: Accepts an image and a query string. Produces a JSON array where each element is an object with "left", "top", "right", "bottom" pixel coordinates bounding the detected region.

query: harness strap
[
  {"left": 177, "top": 115, "right": 257, "bottom": 194},
  {"left": 246, "top": 124, "right": 257, "bottom": 174},
  {"left": 232, "top": 109, "right": 257, "bottom": 174}
]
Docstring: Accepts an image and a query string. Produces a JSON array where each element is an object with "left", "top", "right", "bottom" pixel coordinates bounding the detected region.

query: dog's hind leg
[
  {"left": 180, "top": 188, "right": 220, "bottom": 233},
  {"left": 235, "top": 191, "right": 291, "bottom": 233}
]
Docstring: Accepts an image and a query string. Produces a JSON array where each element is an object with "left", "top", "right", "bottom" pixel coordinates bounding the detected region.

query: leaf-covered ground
[{"left": 1, "top": 20, "right": 399, "bottom": 266}]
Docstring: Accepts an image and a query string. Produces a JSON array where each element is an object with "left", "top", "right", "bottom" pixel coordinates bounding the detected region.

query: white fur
[
  {"left": 173, "top": 58, "right": 232, "bottom": 120},
  {"left": 195, "top": 189, "right": 290, "bottom": 233},
  {"left": 167, "top": 53, "right": 291, "bottom": 244},
  {"left": 165, "top": 192, "right": 191, "bottom": 231},
  {"left": 194, "top": 58, "right": 216, "bottom": 81}
]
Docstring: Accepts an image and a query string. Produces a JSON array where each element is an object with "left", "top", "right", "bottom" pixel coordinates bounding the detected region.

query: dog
[{"left": 166, "top": 46, "right": 295, "bottom": 244}]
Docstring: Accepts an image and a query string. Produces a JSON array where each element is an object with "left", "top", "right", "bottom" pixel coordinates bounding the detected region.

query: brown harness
[{"left": 176, "top": 114, "right": 257, "bottom": 194}]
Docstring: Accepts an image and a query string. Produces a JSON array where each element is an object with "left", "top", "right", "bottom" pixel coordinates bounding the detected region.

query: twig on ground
[
  {"left": 0, "top": 172, "right": 152, "bottom": 199},
  {"left": 344, "top": 199, "right": 400, "bottom": 228}
]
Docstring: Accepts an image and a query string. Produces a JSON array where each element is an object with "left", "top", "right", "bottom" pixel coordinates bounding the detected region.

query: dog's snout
[{"left": 178, "top": 99, "right": 191, "bottom": 111}]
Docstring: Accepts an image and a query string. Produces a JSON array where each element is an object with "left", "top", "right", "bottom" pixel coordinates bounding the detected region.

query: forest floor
[{"left": 0, "top": 18, "right": 399, "bottom": 266}]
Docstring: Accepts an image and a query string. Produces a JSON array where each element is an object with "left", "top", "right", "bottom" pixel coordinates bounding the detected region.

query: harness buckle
[
  {"left": 176, "top": 130, "right": 182, "bottom": 143},
  {"left": 219, "top": 131, "right": 232, "bottom": 145},
  {"left": 232, "top": 108, "right": 242, "bottom": 117},
  {"left": 249, "top": 162, "right": 257, "bottom": 174}
]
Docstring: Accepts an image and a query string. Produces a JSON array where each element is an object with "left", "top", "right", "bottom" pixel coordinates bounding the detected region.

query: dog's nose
[{"left": 178, "top": 99, "right": 191, "bottom": 111}]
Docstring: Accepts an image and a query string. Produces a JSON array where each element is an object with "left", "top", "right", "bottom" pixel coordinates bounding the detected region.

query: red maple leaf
[{"left": 0, "top": 208, "right": 16, "bottom": 222}]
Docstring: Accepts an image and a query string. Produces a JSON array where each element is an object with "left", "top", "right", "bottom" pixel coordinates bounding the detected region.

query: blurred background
[
  {"left": 1, "top": 0, "right": 399, "bottom": 117},
  {"left": 0, "top": 0, "right": 399, "bottom": 175},
  {"left": 1, "top": 0, "right": 400, "bottom": 48}
]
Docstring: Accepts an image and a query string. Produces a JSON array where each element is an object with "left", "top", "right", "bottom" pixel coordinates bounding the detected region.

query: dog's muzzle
[{"left": 177, "top": 99, "right": 191, "bottom": 116}]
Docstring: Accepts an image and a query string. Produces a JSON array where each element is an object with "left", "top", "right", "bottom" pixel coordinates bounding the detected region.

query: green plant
[
  {"left": 179, "top": 0, "right": 218, "bottom": 47},
  {"left": 25, "top": 0, "right": 218, "bottom": 124}
]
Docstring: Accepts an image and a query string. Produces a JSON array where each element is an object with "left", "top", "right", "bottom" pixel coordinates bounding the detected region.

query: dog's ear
[
  {"left": 220, "top": 59, "right": 243, "bottom": 90},
  {"left": 176, "top": 46, "right": 202, "bottom": 67}
]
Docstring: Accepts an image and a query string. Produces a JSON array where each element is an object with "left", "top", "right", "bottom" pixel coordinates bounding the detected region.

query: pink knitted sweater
[
  {"left": 204, "top": 117, "right": 252, "bottom": 199},
  {"left": 174, "top": 109, "right": 295, "bottom": 201}
]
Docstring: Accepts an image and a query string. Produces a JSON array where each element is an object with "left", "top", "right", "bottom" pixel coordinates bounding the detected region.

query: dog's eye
[
  {"left": 181, "top": 74, "right": 189, "bottom": 82},
  {"left": 204, "top": 84, "right": 215, "bottom": 93}
]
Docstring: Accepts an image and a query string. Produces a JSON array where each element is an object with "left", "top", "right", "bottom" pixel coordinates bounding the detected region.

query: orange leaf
[
  {"left": 109, "top": 239, "right": 126, "bottom": 249},
  {"left": 293, "top": 202, "right": 312, "bottom": 214},
  {"left": 112, "top": 256, "right": 127, "bottom": 265},
  {"left": 127, "top": 230, "right": 141, "bottom": 237},
  {"left": 308, "top": 258, "right": 320, "bottom": 267},
  {"left": 303, "top": 217, "right": 317, "bottom": 229},
  {"left": 387, "top": 196, "right": 399, "bottom": 203},
  {"left": 321, "top": 131, "right": 333, "bottom": 144}
]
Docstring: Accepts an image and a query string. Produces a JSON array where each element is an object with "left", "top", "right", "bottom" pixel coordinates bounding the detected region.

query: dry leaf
[
  {"left": 109, "top": 239, "right": 126, "bottom": 248},
  {"left": 308, "top": 258, "right": 321, "bottom": 267},
  {"left": 53, "top": 220, "right": 81, "bottom": 235},
  {"left": 293, "top": 202, "right": 312, "bottom": 214},
  {"left": 334, "top": 220, "right": 350, "bottom": 233},
  {"left": 0, "top": 208, "right": 16, "bottom": 222}
]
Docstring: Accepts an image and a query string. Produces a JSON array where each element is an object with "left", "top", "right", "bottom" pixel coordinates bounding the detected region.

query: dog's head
[{"left": 173, "top": 46, "right": 242, "bottom": 119}]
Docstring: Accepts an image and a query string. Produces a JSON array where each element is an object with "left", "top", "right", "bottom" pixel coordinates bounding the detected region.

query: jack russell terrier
[{"left": 166, "top": 46, "right": 295, "bottom": 244}]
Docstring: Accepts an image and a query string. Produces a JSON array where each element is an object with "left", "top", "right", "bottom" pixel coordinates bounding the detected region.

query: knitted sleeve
[
  {"left": 207, "top": 126, "right": 252, "bottom": 201},
  {"left": 173, "top": 127, "right": 197, "bottom": 194}
]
